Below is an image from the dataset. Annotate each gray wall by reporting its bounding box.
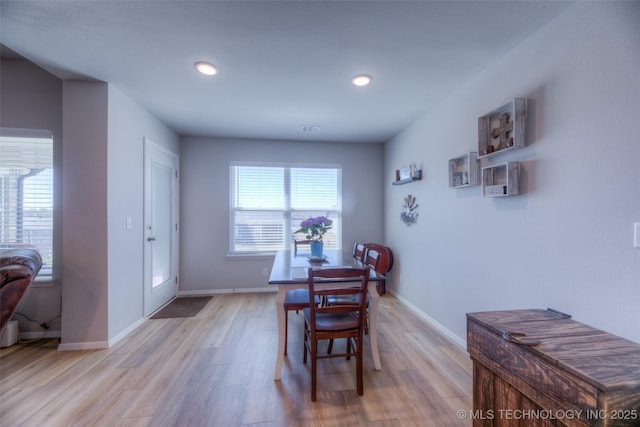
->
[384,2,640,345]
[60,81,180,349]
[61,81,110,347]
[0,60,63,336]
[1,64,179,348]
[179,137,384,293]
[107,85,180,343]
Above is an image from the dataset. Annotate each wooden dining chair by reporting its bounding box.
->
[327,248,380,307]
[362,243,394,295]
[283,289,320,355]
[284,239,317,355]
[352,243,366,262]
[303,267,370,401]
[325,248,380,354]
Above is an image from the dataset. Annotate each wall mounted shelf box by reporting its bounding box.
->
[393,167,422,185]
[478,98,527,159]
[449,152,478,188]
[392,176,421,185]
[482,162,520,197]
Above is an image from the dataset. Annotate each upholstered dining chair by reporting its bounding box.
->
[327,248,380,308]
[362,243,394,295]
[283,238,316,355]
[303,267,370,401]
[325,248,380,355]
[283,288,319,355]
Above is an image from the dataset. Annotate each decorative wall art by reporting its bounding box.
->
[400,194,419,225]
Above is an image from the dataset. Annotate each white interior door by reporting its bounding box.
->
[144,139,179,316]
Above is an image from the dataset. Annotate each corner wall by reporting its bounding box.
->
[107,85,179,343]
[60,81,180,349]
[384,2,640,344]
[61,81,109,347]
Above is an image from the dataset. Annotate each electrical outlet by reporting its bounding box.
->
[634,223,640,248]
[263,268,269,277]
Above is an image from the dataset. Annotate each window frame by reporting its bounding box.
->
[0,127,54,281]
[229,161,342,256]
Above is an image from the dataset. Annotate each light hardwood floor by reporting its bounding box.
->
[0,293,472,426]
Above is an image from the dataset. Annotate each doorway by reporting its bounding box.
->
[143,139,179,317]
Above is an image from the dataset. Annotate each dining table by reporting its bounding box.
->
[268,248,385,381]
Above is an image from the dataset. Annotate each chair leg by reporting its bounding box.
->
[356,336,363,396]
[327,339,333,354]
[311,337,317,401]
[346,337,351,360]
[364,312,369,335]
[284,309,288,356]
[303,324,308,364]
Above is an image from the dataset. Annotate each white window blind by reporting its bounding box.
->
[230,163,341,253]
[0,128,54,278]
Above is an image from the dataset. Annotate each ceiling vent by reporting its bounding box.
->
[301,125,320,133]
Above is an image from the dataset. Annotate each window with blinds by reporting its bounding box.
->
[230,163,341,253]
[0,129,54,278]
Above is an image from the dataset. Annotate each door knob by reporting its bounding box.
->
[147,237,156,242]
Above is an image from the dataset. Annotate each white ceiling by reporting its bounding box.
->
[1,1,574,143]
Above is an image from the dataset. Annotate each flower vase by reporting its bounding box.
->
[310,241,324,259]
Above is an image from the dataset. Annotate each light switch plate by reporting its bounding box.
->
[635,223,640,248]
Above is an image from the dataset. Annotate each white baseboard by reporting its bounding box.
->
[179,287,276,296]
[387,289,467,349]
[19,329,61,340]
[58,340,109,351]
[50,287,465,352]
[109,317,146,347]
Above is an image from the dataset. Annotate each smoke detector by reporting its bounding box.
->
[301,125,320,133]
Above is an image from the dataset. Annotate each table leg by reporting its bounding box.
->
[368,283,382,370]
[274,285,286,380]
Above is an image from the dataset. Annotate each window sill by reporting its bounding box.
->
[31,278,56,288]
[226,252,277,261]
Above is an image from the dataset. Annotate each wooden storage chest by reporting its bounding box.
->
[467,309,640,427]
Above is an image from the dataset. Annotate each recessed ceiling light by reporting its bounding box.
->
[352,74,372,87]
[195,62,218,76]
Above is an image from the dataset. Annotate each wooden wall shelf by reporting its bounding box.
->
[478,98,527,159]
[448,152,478,188]
[392,176,421,185]
[393,165,422,185]
[482,162,520,197]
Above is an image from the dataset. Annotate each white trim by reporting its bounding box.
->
[50,288,464,352]
[230,160,342,170]
[30,278,57,288]
[143,137,179,157]
[229,162,342,254]
[58,340,109,351]
[179,287,277,296]
[183,286,466,350]
[108,317,146,347]
[143,138,180,317]
[226,252,276,260]
[19,329,60,340]
[0,127,53,139]
[387,289,467,350]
